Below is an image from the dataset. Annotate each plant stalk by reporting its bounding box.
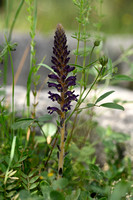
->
[58,114,65,179]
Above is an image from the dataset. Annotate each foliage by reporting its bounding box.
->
[0,0,133,199]
[1,0,133,34]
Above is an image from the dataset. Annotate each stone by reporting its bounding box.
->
[1,33,133,89]
[1,85,133,139]
[1,84,133,165]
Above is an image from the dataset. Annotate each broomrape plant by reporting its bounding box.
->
[47,24,78,179]
[1,0,133,199]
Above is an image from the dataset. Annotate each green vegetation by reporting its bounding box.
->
[0,0,133,34]
[0,0,133,199]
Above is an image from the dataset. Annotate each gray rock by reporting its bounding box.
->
[0,32,76,88]
[1,84,133,162]
[1,84,133,133]
[1,33,133,89]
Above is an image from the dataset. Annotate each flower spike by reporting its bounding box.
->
[47,24,78,179]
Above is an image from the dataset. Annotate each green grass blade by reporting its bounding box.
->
[8,0,24,41]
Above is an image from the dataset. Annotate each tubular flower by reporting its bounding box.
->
[47,24,78,115]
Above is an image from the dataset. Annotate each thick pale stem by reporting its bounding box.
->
[58,115,65,179]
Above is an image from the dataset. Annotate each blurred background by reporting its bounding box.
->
[0,0,133,35]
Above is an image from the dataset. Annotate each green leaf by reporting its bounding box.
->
[21,177,28,185]
[52,178,68,190]
[100,102,124,111]
[37,114,52,122]
[29,175,39,184]
[42,123,57,137]
[50,191,65,200]
[28,169,37,177]
[66,189,81,200]
[95,91,115,104]
[35,136,46,143]
[0,195,4,200]
[41,185,52,200]
[22,183,28,190]
[10,136,16,163]
[27,66,35,107]
[29,182,39,190]
[69,63,83,68]
[19,190,30,199]
[113,74,133,81]
[39,63,56,74]
[110,181,130,200]
[6,184,17,190]
[6,190,16,197]
[12,118,34,130]
[19,156,27,163]
[87,103,95,108]
[21,171,27,179]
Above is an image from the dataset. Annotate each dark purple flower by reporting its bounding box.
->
[62,102,71,112]
[47,24,78,115]
[48,74,59,80]
[51,56,60,66]
[64,57,70,65]
[65,91,78,102]
[48,82,63,92]
[48,91,61,102]
[64,65,75,73]
[51,66,60,75]
[47,106,61,115]
[65,76,76,87]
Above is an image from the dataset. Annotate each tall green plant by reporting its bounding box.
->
[26,0,37,118]
[3,0,24,85]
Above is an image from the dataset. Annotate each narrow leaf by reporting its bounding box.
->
[69,63,83,69]
[100,102,124,111]
[39,63,56,73]
[95,91,115,104]
[10,136,16,163]
[28,169,37,177]
[6,190,16,198]
[19,156,27,163]
[29,182,39,190]
[114,75,133,81]
[29,175,39,184]
[87,103,95,108]
[21,177,28,185]
[6,184,17,190]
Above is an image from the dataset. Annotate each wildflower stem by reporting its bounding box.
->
[58,114,65,179]
[66,64,104,148]
[75,23,81,68]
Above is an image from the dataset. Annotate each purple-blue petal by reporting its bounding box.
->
[64,65,75,74]
[65,76,76,87]
[65,92,78,102]
[62,102,71,112]
[48,91,61,102]
[47,106,61,115]
[47,82,57,88]
[47,82,63,92]
[48,74,59,80]
[64,57,70,65]
[51,66,60,75]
